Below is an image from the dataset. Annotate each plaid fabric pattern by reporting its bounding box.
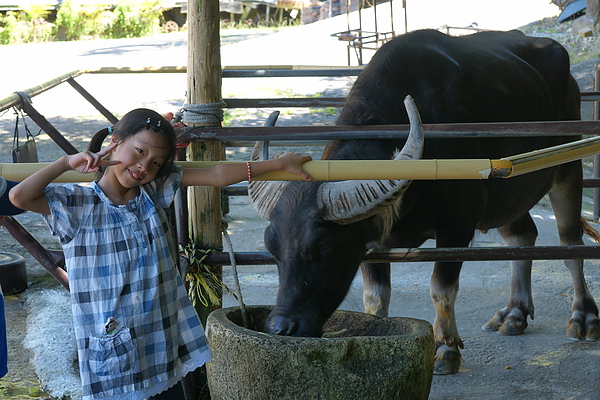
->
[44,164,211,400]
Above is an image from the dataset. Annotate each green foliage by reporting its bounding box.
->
[106,0,163,39]
[21,3,53,42]
[0,0,167,45]
[0,12,18,45]
[0,6,53,44]
[53,0,106,41]
[22,4,49,20]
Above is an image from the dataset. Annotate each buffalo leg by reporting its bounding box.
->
[548,165,600,341]
[361,262,391,317]
[483,213,537,335]
[430,260,464,375]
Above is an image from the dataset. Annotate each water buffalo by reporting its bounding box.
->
[248,29,600,375]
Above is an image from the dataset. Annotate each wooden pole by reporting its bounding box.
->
[184,0,223,398]
[186,0,224,322]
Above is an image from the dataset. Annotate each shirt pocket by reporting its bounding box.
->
[88,326,140,377]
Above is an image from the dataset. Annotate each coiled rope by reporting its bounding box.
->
[182,101,227,125]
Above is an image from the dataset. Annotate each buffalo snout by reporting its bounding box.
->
[264,309,322,337]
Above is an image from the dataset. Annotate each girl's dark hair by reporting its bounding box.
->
[88,108,177,183]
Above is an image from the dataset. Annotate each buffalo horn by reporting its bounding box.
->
[317,95,424,224]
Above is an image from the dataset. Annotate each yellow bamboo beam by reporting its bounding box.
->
[0,159,500,182]
[3,135,600,183]
[501,135,600,177]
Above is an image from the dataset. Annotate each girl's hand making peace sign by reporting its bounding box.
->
[66,142,121,174]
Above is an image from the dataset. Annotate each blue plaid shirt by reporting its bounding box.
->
[44,164,211,400]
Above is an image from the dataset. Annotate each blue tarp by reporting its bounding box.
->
[558,0,586,22]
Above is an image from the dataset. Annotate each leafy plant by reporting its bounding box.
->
[180,242,223,309]
[53,0,106,41]
[0,12,19,45]
[21,3,53,42]
[107,0,163,39]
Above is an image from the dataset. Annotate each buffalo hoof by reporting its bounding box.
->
[434,344,462,375]
[482,307,528,335]
[566,311,600,342]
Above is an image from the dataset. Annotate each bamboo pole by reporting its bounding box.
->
[0,159,493,182]
[502,135,600,177]
[0,157,564,182]
[5,133,600,183]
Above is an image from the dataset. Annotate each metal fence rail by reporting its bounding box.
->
[1,66,600,289]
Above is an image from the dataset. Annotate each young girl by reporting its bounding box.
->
[9,108,312,400]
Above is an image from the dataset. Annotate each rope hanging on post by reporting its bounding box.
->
[182,101,227,125]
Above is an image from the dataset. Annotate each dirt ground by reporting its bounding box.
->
[1,12,600,400]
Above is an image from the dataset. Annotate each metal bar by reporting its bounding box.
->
[224,98,346,108]
[225,140,324,147]
[86,66,188,74]
[0,70,85,113]
[180,121,600,142]
[200,245,600,266]
[584,178,600,188]
[66,78,119,124]
[0,67,596,116]
[227,92,599,106]
[582,91,600,102]
[25,242,600,268]
[0,216,69,290]
[594,66,600,221]
[85,65,363,77]
[19,97,79,155]
[222,69,363,78]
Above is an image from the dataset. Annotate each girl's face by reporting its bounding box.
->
[108,129,171,188]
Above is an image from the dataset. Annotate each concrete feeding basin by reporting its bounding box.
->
[206,305,434,400]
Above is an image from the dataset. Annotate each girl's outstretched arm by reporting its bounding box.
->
[181,152,312,188]
[9,143,120,215]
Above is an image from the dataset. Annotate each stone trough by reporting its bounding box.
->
[206,305,434,400]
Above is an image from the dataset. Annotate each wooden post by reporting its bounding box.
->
[184,0,223,398]
[186,0,224,322]
[587,0,599,19]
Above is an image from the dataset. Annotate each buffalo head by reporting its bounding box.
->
[248,96,424,336]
